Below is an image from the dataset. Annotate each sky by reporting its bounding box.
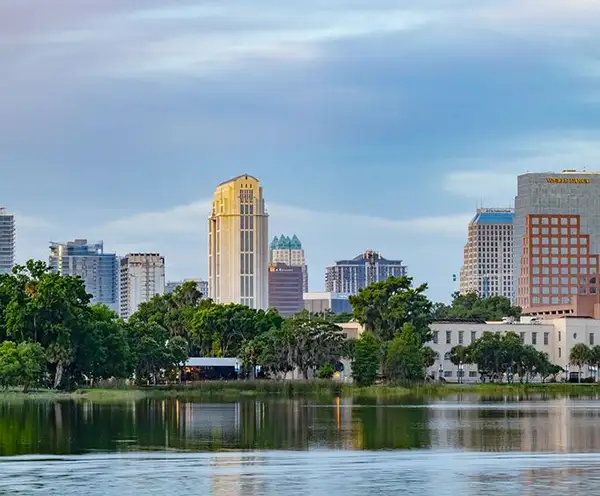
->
[3,0,600,302]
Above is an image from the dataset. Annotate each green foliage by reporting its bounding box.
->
[241,311,347,379]
[449,345,468,366]
[0,341,45,392]
[466,331,559,383]
[569,343,591,382]
[434,292,521,321]
[350,276,432,344]
[315,363,335,379]
[383,323,426,383]
[351,332,380,387]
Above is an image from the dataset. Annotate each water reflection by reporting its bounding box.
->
[4,394,600,455]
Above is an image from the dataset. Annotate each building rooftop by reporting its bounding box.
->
[270,234,302,250]
[217,174,259,187]
[471,209,514,225]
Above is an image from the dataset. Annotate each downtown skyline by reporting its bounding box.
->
[3,1,600,302]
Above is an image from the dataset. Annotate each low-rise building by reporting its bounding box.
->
[343,317,600,383]
[303,291,352,314]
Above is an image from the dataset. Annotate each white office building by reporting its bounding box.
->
[120,253,165,319]
[0,208,15,275]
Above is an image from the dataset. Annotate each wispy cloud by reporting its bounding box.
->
[442,132,600,203]
[15,200,471,298]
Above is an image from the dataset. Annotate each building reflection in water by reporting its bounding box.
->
[426,395,600,452]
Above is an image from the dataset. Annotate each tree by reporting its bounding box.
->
[351,332,381,387]
[436,292,521,321]
[1,261,93,389]
[0,341,20,389]
[467,332,503,382]
[130,281,208,354]
[0,341,45,392]
[16,342,45,393]
[283,312,347,379]
[191,303,263,357]
[350,276,432,344]
[569,343,591,383]
[422,347,437,369]
[590,345,600,382]
[383,323,425,383]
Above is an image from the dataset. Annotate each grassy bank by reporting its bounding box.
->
[3,381,600,402]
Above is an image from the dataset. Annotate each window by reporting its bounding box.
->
[520,332,525,343]
[591,333,595,346]
[444,371,452,378]
[446,331,451,344]
[551,217,558,225]
[471,331,476,343]
[457,331,463,345]
[532,332,537,345]
[433,331,439,344]
[559,347,562,358]
[469,371,478,378]
[558,331,562,342]
[544,332,549,345]
[570,217,577,225]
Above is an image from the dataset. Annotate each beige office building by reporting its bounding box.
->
[207,174,269,309]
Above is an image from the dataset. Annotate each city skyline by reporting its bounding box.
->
[4,2,600,303]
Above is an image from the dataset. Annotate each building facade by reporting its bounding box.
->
[346,317,600,382]
[270,234,308,292]
[514,171,600,311]
[459,208,514,299]
[0,208,15,275]
[268,263,304,316]
[325,250,407,295]
[49,239,119,312]
[303,291,352,314]
[208,174,269,309]
[119,253,165,319]
[165,279,208,297]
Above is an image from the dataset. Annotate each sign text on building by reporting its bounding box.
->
[546,177,591,184]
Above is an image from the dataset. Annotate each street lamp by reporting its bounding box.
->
[438,362,444,382]
[565,365,569,383]
[458,361,464,384]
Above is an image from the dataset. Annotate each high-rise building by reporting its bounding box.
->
[268,263,304,316]
[0,208,15,275]
[459,208,514,299]
[165,279,208,297]
[514,171,600,310]
[208,174,269,309]
[270,234,308,292]
[120,253,165,319]
[325,250,407,295]
[49,239,119,312]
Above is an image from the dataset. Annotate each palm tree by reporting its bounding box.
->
[589,345,600,382]
[569,343,591,383]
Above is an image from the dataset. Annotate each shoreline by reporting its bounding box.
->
[2,381,600,401]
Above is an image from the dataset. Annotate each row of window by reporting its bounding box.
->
[532,246,589,255]
[530,216,578,225]
[434,329,596,347]
[531,237,586,246]
[530,265,597,275]
[433,330,551,346]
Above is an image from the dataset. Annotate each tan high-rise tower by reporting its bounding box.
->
[208,174,269,309]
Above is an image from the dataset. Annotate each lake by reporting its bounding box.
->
[2,394,600,494]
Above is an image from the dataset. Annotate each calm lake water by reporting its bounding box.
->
[3,394,600,494]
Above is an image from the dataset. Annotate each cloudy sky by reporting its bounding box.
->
[3,0,600,302]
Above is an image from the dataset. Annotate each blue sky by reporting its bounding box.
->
[2,0,600,302]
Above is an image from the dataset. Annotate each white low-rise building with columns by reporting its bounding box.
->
[338,317,600,382]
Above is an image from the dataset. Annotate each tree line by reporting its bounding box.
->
[447,332,562,383]
[0,259,548,391]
